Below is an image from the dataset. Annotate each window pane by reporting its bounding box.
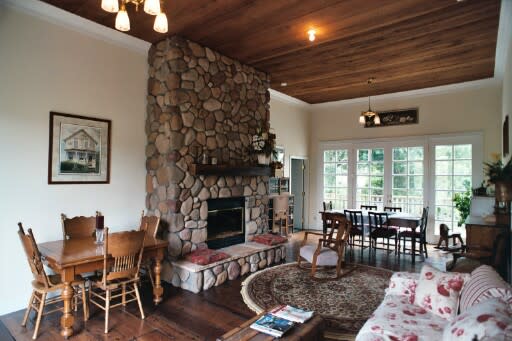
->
[436,176,452,190]
[357,176,369,188]
[436,161,452,175]
[371,176,384,188]
[336,163,348,174]
[453,176,471,191]
[324,163,336,174]
[372,149,384,161]
[324,175,336,187]
[436,145,452,160]
[435,191,453,206]
[371,162,384,175]
[336,175,347,187]
[454,160,471,175]
[409,147,424,160]
[324,150,336,162]
[409,161,423,175]
[393,148,407,161]
[409,176,423,189]
[454,145,471,159]
[393,162,407,174]
[358,149,369,162]
[357,163,369,175]
[393,176,407,189]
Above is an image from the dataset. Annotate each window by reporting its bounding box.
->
[73,138,78,148]
[434,144,472,235]
[392,147,424,215]
[356,148,384,210]
[323,149,348,210]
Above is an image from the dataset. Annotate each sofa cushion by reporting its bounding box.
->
[252,233,287,246]
[184,248,230,265]
[414,265,470,321]
[386,272,419,304]
[459,265,512,313]
[299,244,338,266]
[355,294,446,341]
[442,298,512,340]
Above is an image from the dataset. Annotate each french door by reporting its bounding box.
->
[323,140,427,214]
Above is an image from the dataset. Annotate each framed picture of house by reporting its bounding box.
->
[48,111,111,184]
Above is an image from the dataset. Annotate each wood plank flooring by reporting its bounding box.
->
[0,231,424,341]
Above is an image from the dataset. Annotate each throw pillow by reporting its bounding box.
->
[442,298,512,340]
[252,233,287,246]
[184,248,230,265]
[386,272,419,304]
[414,264,470,320]
[459,265,512,313]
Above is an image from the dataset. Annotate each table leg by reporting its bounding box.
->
[60,281,75,338]
[153,251,164,305]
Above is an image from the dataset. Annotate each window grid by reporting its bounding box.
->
[356,148,384,210]
[323,149,349,210]
[391,147,424,216]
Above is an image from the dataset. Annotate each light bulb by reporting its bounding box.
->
[153,12,168,33]
[144,0,161,15]
[374,114,381,125]
[359,113,366,125]
[115,5,130,31]
[308,29,316,42]
[101,0,119,13]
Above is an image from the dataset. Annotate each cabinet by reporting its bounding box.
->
[268,194,294,235]
[268,177,289,195]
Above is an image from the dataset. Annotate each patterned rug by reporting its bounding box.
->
[241,263,392,340]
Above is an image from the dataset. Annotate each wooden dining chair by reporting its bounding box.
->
[398,207,429,259]
[89,228,146,334]
[139,210,161,289]
[368,211,398,254]
[344,209,367,250]
[297,212,351,280]
[384,206,402,212]
[18,223,88,340]
[61,212,99,239]
[322,201,333,211]
[361,205,377,211]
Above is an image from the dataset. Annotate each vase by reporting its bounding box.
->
[494,181,512,201]
[257,154,270,165]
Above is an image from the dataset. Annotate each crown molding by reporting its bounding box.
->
[269,88,311,108]
[495,0,512,80]
[311,78,501,108]
[1,0,151,55]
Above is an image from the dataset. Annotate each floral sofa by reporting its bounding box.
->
[356,264,512,341]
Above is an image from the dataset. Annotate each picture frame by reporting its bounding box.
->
[364,108,419,128]
[48,111,111,184]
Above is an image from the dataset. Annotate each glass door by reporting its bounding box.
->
[355,148,384,210]
[391,146,425,216]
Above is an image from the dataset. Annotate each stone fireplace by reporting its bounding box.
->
[145,35,272,268]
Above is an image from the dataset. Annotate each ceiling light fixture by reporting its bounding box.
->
[359,77,381,126]
[308,29,316,42]
[280,82,288,87]
[101,0,168,33]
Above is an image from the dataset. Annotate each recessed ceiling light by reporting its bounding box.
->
[307,29,316,42]
[281,82,288,87]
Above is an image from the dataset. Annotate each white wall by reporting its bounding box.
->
[308,81,502,229]
[0,5,148,314]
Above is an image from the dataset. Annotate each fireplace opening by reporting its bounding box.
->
[206,197,245,249]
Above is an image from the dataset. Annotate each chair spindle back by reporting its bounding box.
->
[18,223,50,289]
[361,205,377,211]
[384,206,402,212]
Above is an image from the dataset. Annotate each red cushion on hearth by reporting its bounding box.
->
[184,248,230,265]
[252,233,287,246]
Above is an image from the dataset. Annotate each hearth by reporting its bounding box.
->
[206,197,245,249]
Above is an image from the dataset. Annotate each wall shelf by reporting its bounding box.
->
[189,164,272,176]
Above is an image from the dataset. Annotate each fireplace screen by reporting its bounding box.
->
[207,197,245,249]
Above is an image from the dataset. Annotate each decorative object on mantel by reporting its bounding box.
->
[364,108,419,128]
[359,77,381,126]
[251,125,276,165]
[484,153,512,224]
[48,112,111,184]
[101,0,168,33]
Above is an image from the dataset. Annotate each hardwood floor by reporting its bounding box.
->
[0,231,424,341]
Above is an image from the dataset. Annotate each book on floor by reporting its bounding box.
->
[270,305,314,323]
[250,313,294,338]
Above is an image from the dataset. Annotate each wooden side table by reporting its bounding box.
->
[217,313,325,341]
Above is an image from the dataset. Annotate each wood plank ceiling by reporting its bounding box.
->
[40,0,500,104]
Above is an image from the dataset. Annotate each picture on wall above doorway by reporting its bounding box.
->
[365,108,419,128]
[48,111,111,184]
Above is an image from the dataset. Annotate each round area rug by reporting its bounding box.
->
[241,263,392,339]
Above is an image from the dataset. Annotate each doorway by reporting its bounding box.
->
[291,157,308,232]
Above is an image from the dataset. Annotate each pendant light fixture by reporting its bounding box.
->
[359,77,381,126]
[101,0,168,33]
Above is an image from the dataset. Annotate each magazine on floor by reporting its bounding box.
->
[270,305,314,323]
[249,313,294,338]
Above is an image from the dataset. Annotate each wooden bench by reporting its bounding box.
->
[217,313,325,341]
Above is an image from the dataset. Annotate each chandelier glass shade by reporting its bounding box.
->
[101,0,168,33]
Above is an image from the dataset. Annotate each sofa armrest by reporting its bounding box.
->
[385,272,419,304]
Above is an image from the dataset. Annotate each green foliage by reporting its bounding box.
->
[453,180,472,227]
[484,158,512,183]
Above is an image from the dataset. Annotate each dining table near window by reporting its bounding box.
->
[37,233,168,338]
[319,209,422,263]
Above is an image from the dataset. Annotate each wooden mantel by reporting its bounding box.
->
[189,164,272,176]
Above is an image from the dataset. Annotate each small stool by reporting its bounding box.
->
[274,210,289,236]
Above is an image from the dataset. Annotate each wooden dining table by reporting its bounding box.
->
[38,233,168,338]
[320,210,422,263]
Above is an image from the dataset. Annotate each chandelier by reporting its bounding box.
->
[101,0,168,33]
[359,77,381,126]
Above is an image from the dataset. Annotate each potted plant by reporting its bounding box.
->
[251,127,275,165]
[453,186,471,227]
[484,156,512,201]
